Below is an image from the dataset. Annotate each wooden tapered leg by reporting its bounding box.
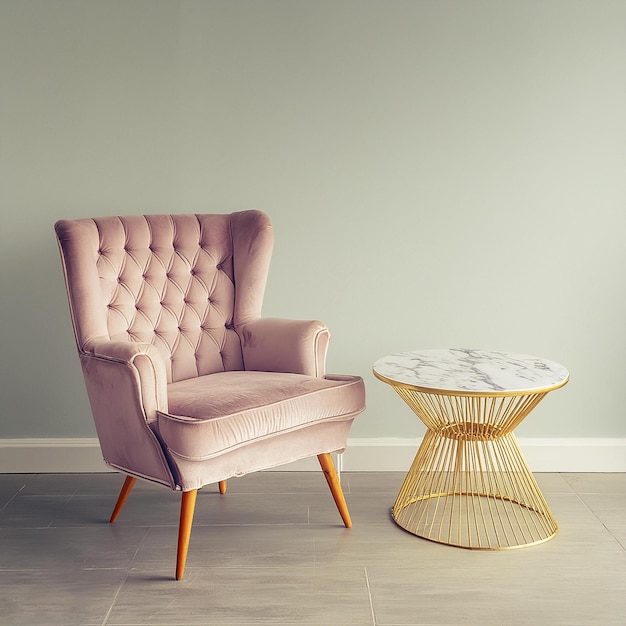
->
[318,453,352,528]
[176,489,198,581]
[109,476,137,523]
[218,480,227,494]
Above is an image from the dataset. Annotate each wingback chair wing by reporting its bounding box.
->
[55,211,365,580]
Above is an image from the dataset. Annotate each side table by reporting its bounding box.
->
[373,348,569,550]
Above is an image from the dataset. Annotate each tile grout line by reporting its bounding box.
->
[364,566,377,626]
[568,492,626,552]
[100,567,132,626]
[100,527,152,626]
[0,484,26,512]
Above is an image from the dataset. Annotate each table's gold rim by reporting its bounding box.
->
[372,368,570,397]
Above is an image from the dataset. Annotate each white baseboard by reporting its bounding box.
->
[0,438,110,473]
[341,437,626,473]
[0,437,625,473]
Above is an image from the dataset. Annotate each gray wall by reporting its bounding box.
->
[1,0,625,441]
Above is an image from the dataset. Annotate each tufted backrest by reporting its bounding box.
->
[55,211,274,383]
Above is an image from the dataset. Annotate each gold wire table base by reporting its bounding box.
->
[392,430,558,549]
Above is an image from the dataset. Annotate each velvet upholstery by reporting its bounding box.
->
[55,210,365,578]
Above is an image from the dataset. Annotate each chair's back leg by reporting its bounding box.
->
[318,453,352,528]
[109,475,137,523]
[218,480,227,494]
[176,489,198,580]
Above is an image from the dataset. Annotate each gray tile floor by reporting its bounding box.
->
[0,471,625,625]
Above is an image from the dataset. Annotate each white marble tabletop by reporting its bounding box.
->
[373,348,569,395]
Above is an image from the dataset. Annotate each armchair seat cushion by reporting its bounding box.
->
[158,371,365,462]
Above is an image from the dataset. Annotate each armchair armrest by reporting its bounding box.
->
[82,336,169,418]
[79,336,175,488]
[238,318,330,377]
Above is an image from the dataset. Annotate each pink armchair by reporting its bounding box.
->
[55,211,365,579]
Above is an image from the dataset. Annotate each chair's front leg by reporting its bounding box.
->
[109,475,137,523]
[176,489,198,581]
[318,453,352,528]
